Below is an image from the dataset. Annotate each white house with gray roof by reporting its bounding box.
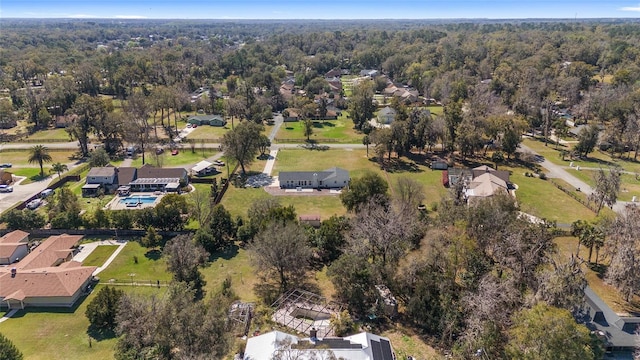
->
[243,330,395,360]
[278,167,349,189]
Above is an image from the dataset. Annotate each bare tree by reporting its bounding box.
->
[605,205,640,302]
[534,256,587,311]
[249,222,312,291]
[394,177,425,213]
[163,234,209,300]
[589,166,622,214]
[348,199,422,268]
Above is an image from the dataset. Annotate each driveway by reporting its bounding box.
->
[519,142,633,214]
[0,176,52,214]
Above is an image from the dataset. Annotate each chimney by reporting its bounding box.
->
[310,327,318,341]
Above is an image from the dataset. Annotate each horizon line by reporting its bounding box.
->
[3,16,638,20]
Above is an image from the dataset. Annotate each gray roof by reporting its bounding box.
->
[583,286,640,349]
[87,167,116,177]
[189,114,224,122]
[378,107,396,117]
[137,165,187,181]
[279,167,349,183]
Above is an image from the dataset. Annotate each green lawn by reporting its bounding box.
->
[566,169,640,202]
[201,245,259,302]
[81,245,119,267]
[222,149,447,219]
[96,241,172,283]
[0,284,166,360]
[129,148,219,168]
[275,116,362,143]
[8,168,46,184]
[508,167,597,224]
[185,125,230,141]
[19,128,73,142]
[0,150,76,166]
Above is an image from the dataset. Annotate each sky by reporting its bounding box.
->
[2,0,640,19]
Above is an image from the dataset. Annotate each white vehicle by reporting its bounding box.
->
[0,185,13,193]
[26,199,42,210]
[40,189,54,198]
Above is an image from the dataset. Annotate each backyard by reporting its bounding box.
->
[275,116,363,144]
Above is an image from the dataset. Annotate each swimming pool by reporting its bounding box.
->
[119,196,158,206]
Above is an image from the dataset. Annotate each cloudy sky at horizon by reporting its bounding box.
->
[3,0,640,19]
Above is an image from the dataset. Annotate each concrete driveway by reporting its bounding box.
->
[0,175,52,214]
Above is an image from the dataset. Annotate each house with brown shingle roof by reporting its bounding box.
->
[0,234,95,309]
[0,230,29,265]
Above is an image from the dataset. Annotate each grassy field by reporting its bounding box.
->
[20,128,73,141]
[186,125,229,141]
[0,284,166,360]
[222,148,449,219]
[95,241,172,283]
[566,169,640,202]
[81,245,119,267]
[523,137,640,174]
[275,116,362,143]
[201,245,259,302]
[0,150,76,166]
[509,167,597,224]
[128,148,219,168]
[382,327,443,360]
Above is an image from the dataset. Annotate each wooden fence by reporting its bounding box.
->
[548,178,597,213]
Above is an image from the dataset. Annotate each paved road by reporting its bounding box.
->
[519,143,632,214]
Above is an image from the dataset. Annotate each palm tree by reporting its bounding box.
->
[363,135,371,157]
[50,162,69,179]
[28,145,53,177]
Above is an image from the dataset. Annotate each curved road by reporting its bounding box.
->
[519,143,631,214]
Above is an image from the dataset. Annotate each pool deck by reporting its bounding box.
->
[104,192,165,210]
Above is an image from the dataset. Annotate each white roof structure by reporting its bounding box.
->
[243,331,394,360]
[191,160,213,173]
[465,172,508,198]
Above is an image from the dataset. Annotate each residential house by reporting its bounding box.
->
[116,166,137,196]
[377,107,397,125]
[244,330,395,360]
[131,164,188,192]
[581,287,640,356]
[82,166,117,197]
[0,234,95,309]
[279,167,349,189]
[465,172,509,201]
[360,69,379,78]
[187,114,227,127]
[283,108,300,122]
[83,165,189,196]
[191,160,214,176]
[445,165,512,201]
[0,230,29,265]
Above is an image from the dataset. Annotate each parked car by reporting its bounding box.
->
[171,149,179,156]
[40,189,54,198]
[0,185,13,193]
[0,163,12,168]
[192,124,197,128]
[186,123,192,128]
[26,199,42,210]
[213,160,225,166]
[155,147,164,155]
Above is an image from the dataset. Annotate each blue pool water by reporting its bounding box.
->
[119,196,158,205]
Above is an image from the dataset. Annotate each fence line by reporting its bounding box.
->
[274,138,338,144]
[548,178,597,213]
[105,279,171,287]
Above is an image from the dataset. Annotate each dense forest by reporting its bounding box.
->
[2,18,640,359]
